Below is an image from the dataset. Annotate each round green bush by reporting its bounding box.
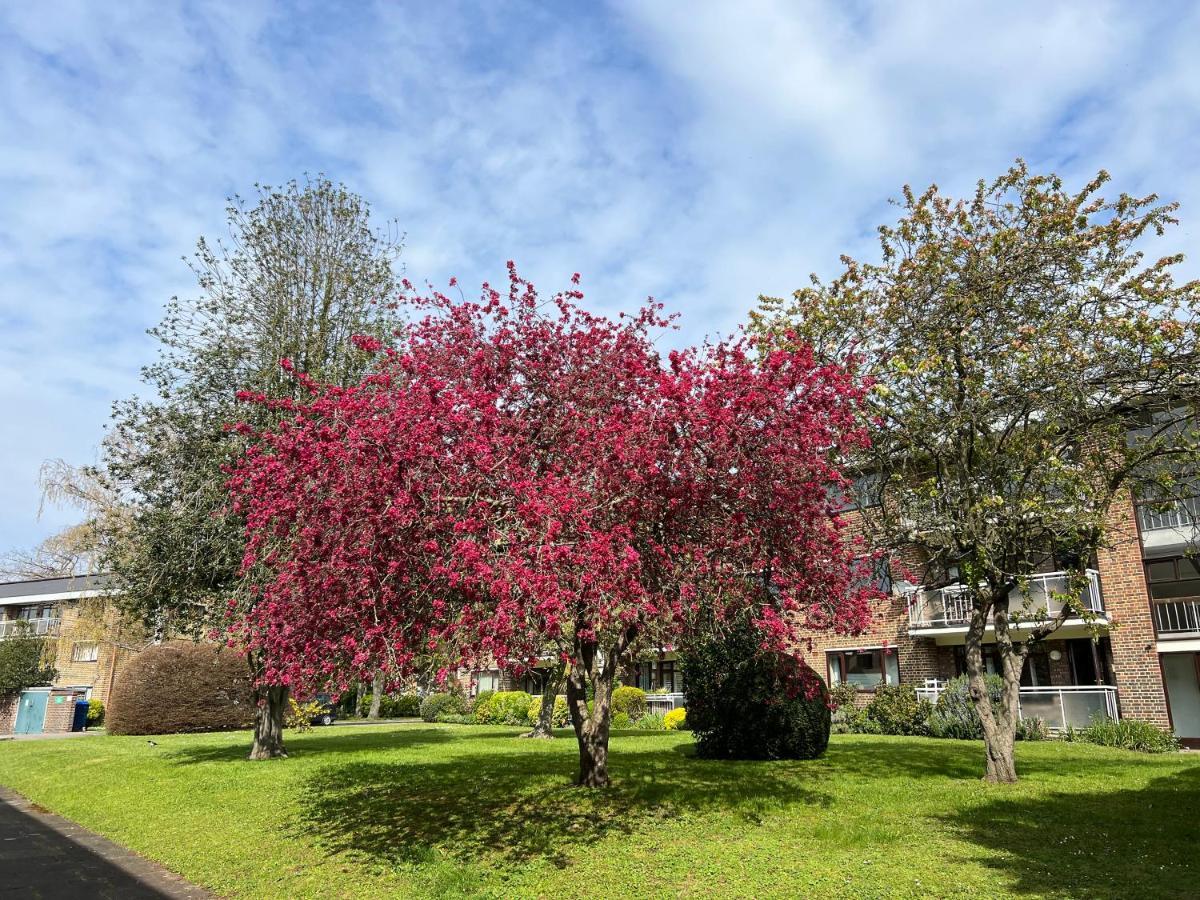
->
[526,694,570,728]
[611,711,633,729]
[86,698,105,726]
[611,685,647,720]
[681,617,830,760]
[865,684,932,736]
[473,691,532,725]
[420,691,469,723]
[664,707,688,730]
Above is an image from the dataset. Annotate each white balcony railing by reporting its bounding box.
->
[0,618,61,639]
[915,680,1118,731]
[906,570,1103,630]
[644,692,686,715]
[1138,496,1200,533]
[1153,599,1200,636]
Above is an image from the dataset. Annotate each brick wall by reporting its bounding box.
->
[48,601,140,705]
[1096,492,1171,727]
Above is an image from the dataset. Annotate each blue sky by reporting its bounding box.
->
[2,1,1199,553]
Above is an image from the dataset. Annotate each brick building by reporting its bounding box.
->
[0,574,141,736]
[803,488,1200,746]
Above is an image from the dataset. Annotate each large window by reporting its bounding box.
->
[472,670,499,694]
[1145,556,1200,600]
[827,648,899,690]
[634,659,683,693]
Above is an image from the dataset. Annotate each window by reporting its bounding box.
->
[72,642,99,663]
[1145,556,1200,601]
[829,473,883,512]
[472,670,499,693]
[633,659,683,693]
[827,648,899,690]
[853,555,893,594]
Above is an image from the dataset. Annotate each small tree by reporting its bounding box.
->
[0,626,56,698]
[230,267,874,787]
[755,162,1200,781]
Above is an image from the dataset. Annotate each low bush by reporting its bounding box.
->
[1065,716,1181,753]
[86,698,105,727]
[358,692,422,718]
[420,691,469,723]
[107,642,255,736]
[1016,716,1050,741]
[682,615,831,760]
[474,691,533,725]
[927,674,1003,740]
[526,695,570,728]
[865,684,932,736]
[634,712,667,730]
[611,711,633,729]
[286,698,325,732]
[611,686,647,721]
[664,707,687,730]
[472,690,495,714]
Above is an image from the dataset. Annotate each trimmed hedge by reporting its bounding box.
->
[107,642,255,735]
[682,617,830,760]
[420,691,469,722]
[474,691,533,725]
[358,692,421,718]
[612,685,647,721]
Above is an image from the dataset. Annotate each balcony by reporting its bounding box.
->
[645,692,686,716]
[906,570,1103,632]
[916,681,1118,731]
[1138,496,1200,553]
[0,618,61,639]
[1153,598,1200,637]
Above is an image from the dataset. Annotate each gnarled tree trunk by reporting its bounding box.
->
[524,660,566,739]
[566,656,616,787]
[249,683,289,760]
[965,593,1021,783]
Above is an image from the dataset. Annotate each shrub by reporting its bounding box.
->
[526,694,570,729]
[0,628,55,698]
[420,691,469,723]
[612,685,647,721]
[472,690,495,714]
[286,698,325,732]
[828,682,858,711]
[611,711,633,729]
[358,692,422,718]
[927,674,1003,740]
[1016,716,1050,741]
[865,684,932,736]
[634,712,667,730]
[107,642,255,735]
[681,616,831,760]
[664,707,687,730]
[86,698,105,727]
[1067,716,1181,753]
[474,691,533,725]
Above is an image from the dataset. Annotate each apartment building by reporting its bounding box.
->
[804,488,1200,747]
[0,574,140,736]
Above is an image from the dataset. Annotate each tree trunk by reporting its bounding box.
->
[566,660,614,788]
[367,670,384,719]
[249,684,289,760]
[355,680,367,718]
[523,661,566,739]
[966,592,1021,784]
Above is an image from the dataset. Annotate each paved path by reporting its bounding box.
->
[0,787,213,899]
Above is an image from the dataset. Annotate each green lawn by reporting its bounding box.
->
[0,726,1197,899]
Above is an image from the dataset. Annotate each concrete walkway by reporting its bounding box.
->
[0,787,213,899]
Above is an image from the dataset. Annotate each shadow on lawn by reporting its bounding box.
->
[164,725,491,764]
[939,765,1200,898]
[293,740,832,869]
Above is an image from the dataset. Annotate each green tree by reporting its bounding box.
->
[99,176,402,759]
[754,162,1200,782]
[0,625,56,698]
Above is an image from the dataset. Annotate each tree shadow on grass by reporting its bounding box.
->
[292,740,832,870]
[163,725,491,765]
[938,765,1200,898]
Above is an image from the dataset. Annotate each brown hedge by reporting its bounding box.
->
[107,642,256,735]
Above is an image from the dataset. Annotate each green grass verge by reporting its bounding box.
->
[0,726,1197,898]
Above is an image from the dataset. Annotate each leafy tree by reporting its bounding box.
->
[98,176,402,759]
[0,626,56,698]
[228,266,873,786]
[754,162,1200,782]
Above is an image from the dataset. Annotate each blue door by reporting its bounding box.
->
[14,690,49,734]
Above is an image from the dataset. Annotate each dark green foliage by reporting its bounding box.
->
[1065,717,1181,753]
[107,643,255,735]
[358,692,421,718]
[611,685,647,721]
[420,691,469,723]
[928,675,1004,740]
[682,618,831,760]
[0,627,55,697]
[865,684,932,736]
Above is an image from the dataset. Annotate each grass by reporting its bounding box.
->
[0,726,1197,899]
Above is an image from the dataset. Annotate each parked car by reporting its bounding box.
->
[311,693,337,726]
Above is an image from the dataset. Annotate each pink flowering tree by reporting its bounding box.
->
[229,266,874,787]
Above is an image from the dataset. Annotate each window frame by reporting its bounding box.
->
[71,641,99,663]
[826,646,900,692]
